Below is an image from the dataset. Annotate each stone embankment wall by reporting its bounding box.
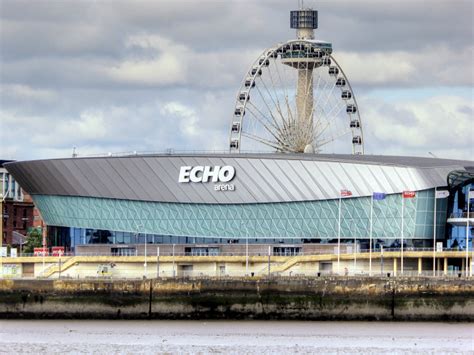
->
[0,277,473,321]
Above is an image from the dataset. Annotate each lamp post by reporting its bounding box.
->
[0,191,5,278]
[144,231,147,279]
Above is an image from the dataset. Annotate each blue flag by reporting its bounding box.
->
[373,192,386,200]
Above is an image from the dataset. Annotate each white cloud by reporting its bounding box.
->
[361,95,474,160]
[337,46,474,87]
[160,101,199,137]
[0,84,57,102]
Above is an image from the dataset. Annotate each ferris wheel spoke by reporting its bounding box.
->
[232,40,363,154]
[273,55,295,127]
[256,74,289,131]
[317,128,352,147]
[241,131,286,151]
[245,104,282,141]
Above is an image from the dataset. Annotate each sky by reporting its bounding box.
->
[0,0,473,161]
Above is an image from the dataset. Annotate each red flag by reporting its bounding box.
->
[340,189,352,197]
[402,191,416,198]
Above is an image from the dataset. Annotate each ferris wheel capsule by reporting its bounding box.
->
[341,90,352,100]
[238,92,250,102]
[328,66,339,76]
[322,57,331,66]
[350,120,360,128]
[251,67,262,76]
[234,107,245,116]
[245,79,255,88]
[346,104,357,114]
[352,136,362,144]
[231,122,241,133]
[259,58,270,66]
[336,78,346,87]
[229,9,364,155]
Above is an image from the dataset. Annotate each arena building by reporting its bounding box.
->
[5,153,473,258]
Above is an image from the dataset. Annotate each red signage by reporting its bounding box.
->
[402,191,416,198]
[340,189,352,197]
[52,247,65,257]
[34,247,49,256]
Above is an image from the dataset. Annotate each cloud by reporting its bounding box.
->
[0,0,472,162]
[361,95,474,160]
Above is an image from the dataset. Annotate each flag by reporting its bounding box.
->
[373,192,386,200]
[340,189,352,197]
[435,190,450,199]
[402,191,416,198]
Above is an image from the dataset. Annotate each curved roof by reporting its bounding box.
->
[5,154,472,204]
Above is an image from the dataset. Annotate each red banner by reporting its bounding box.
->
[51,246,65,257]
[340,189,352,197]
[402,191,416,198]
[34,247,49,256]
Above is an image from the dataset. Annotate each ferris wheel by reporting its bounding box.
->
[229,9,364,155]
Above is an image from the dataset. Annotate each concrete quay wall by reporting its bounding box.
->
[0,277,473,321]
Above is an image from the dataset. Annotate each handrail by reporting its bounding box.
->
[3,247,467,258]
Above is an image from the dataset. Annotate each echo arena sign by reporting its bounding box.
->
[178,166,236,191]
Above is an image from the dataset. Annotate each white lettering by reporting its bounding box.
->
[203,166,220,182]
[179,165,236,184]
[190,166,204,182]
[218,166,235,183]
[178,166,192,183]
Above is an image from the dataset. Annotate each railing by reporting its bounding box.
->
[2,247,470,258]
[448,212,474,219]
[71,149,272,159]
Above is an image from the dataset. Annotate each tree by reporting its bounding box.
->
[23,229,43,254]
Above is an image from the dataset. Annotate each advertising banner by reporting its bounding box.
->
[34,247,49,256]
[10,248,17,258]
[0,247,7,257]
[435,190,450,199]
[52,246,65,257]
[373,192,386,200]
[402,191,416,198]
[340,189,352,197]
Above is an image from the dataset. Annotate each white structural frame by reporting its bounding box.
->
[229,39,364,155]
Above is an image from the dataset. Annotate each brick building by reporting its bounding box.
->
[1,160,44,247]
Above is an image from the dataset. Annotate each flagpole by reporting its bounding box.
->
[401,193,404,276]
[337,195,341,275]
[369,194,373,276]
[433,187,437,277]
[466,189,470,277]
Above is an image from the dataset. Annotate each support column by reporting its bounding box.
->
[437,258,441,275]
[418,257,422,275]
[443,257,448,276]
[461,258,465,275]
[393,258,397,276]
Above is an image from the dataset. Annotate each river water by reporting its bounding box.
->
[0,320,472,354]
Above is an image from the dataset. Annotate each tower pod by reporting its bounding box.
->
[322,57,331,66]
[230,140,239,149]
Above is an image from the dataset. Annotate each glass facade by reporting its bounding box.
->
[34,188,447,250]
[447,183,473,250]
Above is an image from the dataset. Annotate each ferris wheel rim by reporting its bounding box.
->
[229,39,364,155]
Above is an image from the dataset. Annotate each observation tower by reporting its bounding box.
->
[229,8,364,155]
